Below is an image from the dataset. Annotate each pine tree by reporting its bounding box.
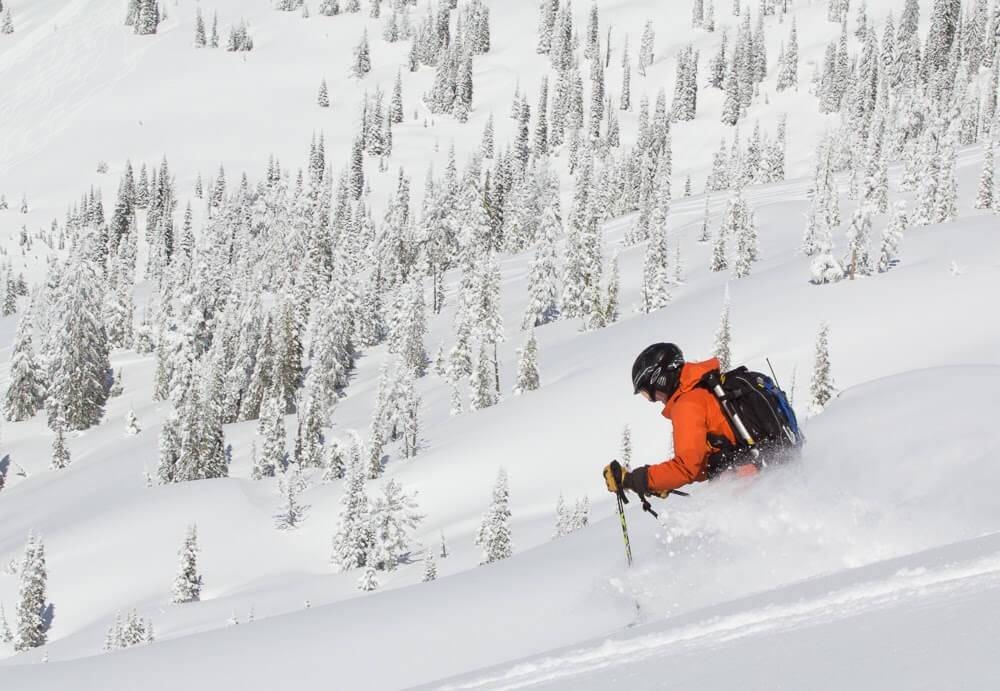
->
[46,243,112,430]
[809,322,834,413]
[51,417,71,470]
[481,113,495,159]
[317,78,330,107]
[513,328,540,395]
[469,338,499,410]
[14,533,47,651]
[257,390,286,478]
[975,141,994,209]
[1,603,13,644]
[358,565,379,591]
[125,408,141,435]
[210,12,219,47]
[620,425,632,468]
[4,315,44,422]
[877,202,907,273]
[475,468,512,564]
[275,465,308,529]
[172,525,202,603]
[422,554,437,581]
[638,20,655,76]
[521,202,561,328]
[554,493,571,538]
[390,69,404,124]
[331,449,372,571]
[353,29,372,78]
[368,478,423,571]
[713,288,733,371]
[194,7,207,47]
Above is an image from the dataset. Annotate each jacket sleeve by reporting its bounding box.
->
[646,397,709,494]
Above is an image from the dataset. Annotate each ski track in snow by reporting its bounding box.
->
[0,0,149,174]
[440,550,1000,690]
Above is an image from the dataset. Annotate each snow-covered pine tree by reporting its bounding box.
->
[318,78,330,107]
[638,20,655,76]
[353,29,372,78]
[125,408,141,435]
[194,7,207,47]
[256,389,285,478]
[809,322,834,413]
[521,202,561,329]
[368,478,423,571]
[481,113,495,159]
[4,315,44,422]
[358,565,379,591]
[877,201,908,273]
[620,425,632,468]
[331,448,372,571]
[475,468,512,564]
[469,338,499,410]
[171,525,202,603]
[275,464,308,529]
[731,193,759,279]
[46,242,112,431]
[976,141,995,209]
[51,415,71,470]
[422,554,437,581]
[513,328,540,395]
[713,287,733,371]
[1,603,13,644]
[14,532,47,651]
[554,493,571,538]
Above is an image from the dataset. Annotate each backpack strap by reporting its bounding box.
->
[699,370,760,455]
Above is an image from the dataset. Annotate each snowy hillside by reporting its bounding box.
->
[1,0,999,688]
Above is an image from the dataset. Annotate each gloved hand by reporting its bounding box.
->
[603,460,627,494]
[603,461,652,496]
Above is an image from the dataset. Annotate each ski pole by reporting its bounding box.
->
[615,490,633,567]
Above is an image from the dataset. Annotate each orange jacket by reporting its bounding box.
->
[646,358,740,494]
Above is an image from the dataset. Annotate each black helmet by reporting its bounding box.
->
[632,343,685,400]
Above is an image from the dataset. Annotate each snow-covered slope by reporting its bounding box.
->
[1,0,1000,688]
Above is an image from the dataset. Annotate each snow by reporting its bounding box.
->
[1,0,1000,688]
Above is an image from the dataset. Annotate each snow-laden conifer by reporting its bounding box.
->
[172,525,202,604]
[877,202,907,273]
[15,533,47,651]
[976,141,995,209]
[713,287,733,371]
[513,328,540,395]
[331,448,372,570]
[809,322,835,413]
[4,315,44,422]
[422,555,437,582]
[476,468,512,564]
[368,479,423,571]
[275,465,308,529]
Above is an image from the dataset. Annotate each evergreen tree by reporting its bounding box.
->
[358,565,379,591]
[1,604,13,644]
[422,554,437,581]
[481,113,495,159]
[513,328,540,395]
[469,338,499,410]
[318,78,330,108]
[353,29,372,78]
[46,243,112,430]
[620,425,632,468]
[475,468,512,564]
[976,141,995,210]
[521,203,561,328]
[4,315,44,422]
[194,7,207,47]
[171,524,202,604]
[125,408,141,435]
[368,479,423,571]
[275,465,308,529]
[809,322,834,413]
[210,12,219,47]
[713,287,733,371]
[331,449,372,570]
[14,532,48,651]
[257,389,286,478]
[877,201,907,273]
[51,415,71,470]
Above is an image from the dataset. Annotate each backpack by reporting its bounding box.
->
[699,366,803,478]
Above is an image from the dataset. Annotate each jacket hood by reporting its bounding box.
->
[662,358,721,419]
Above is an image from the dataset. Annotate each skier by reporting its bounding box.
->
[604,343,798,502]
